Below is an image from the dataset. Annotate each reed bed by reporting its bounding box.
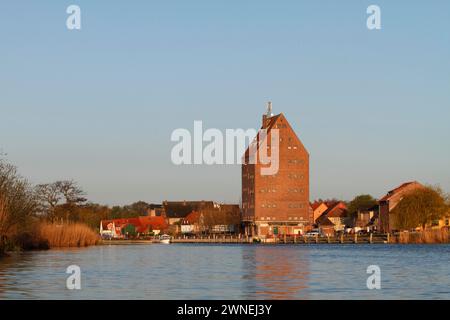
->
[38,223,99,247]
[395,228,449,244]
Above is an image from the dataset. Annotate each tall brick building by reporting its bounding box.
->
[242,103,310,237]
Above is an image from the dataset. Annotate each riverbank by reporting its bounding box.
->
[109,230,449,245]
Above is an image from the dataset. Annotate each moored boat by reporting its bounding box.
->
[159,234,171,244]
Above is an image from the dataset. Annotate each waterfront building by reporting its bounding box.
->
[378,181,424,232]
[241,103,310,238]
[99,216,167,239]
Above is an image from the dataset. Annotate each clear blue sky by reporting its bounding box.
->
[1,1,449,205]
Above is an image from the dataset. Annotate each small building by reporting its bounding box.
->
[322,202,348,232]
[316,216,335,236]
[180,211,204,235]
[355,205,379,232]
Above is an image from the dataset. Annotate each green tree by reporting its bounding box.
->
[391,186,448,230]
[121,224,137,238]
[347,194,378,218]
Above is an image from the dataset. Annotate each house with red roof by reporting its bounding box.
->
[180,211,204,234]
[315,201,349,233]
[100,216,168,239]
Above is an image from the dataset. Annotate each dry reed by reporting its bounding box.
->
[38,222,99,247]
[396,228,449,244]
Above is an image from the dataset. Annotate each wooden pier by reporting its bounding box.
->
[171,234,389,244]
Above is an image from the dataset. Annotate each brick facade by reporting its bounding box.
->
[242,109,310,237]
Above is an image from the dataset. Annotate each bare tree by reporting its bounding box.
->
[35,180,86,223]
[56,180,86,205]
[35,183,62,222]
[0,161,36,252]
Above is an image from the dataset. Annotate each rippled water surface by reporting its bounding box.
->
[0,244,449,299]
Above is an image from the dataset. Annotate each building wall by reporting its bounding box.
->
[242,113,310,237]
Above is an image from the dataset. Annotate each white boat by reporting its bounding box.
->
[159,234,171,244]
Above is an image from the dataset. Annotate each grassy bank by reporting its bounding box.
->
[393,229,449,244]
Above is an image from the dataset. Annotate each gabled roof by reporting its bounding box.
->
[243,112,309,163]
[379,181,422,202]
[321,201,347,218]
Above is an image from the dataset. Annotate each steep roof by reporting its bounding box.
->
[243,112,309,163]
[182,211,202,225]
[321,202,347,218]
[379,181,422,202]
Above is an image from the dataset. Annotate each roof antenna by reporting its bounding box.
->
[266,101,273,117]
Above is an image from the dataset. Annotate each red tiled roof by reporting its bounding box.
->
[182,211,201,225]
[101,216,167,233]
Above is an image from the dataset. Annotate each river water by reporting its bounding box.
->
[0,244,449,299]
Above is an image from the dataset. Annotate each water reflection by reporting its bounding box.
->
[0,244,449,299]
[242,246,309,299]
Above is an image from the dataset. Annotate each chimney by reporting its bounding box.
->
[262,101,273,128]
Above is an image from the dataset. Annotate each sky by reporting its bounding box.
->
[1,0,449,206]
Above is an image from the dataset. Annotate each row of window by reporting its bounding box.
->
[260,188,304,193]
[261,203,306,209]
[288,174,305,179]
[287,159,304,164]
[260,216,302,221]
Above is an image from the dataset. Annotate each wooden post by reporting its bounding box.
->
[340,233,344,244]
[315,234,319,244]
[387,233,390,243]
[327,235,330,244]
[354,233,358,244]
[294,234,297,244]
[369,233,373,244]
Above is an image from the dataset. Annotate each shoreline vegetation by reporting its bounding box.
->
[1,159,100,256]
[393,228,449,244]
